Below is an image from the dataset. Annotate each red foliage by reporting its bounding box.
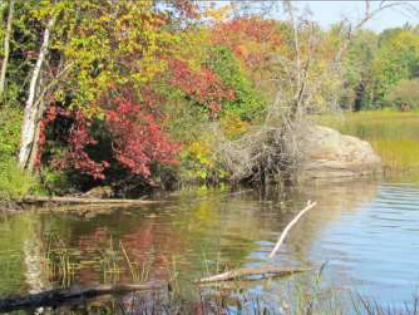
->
[63,111,110,180]
[215,18,282,42]
[172,0,198,18]
[37,88,178,181]
[36,105,66,171]
[212,18,283,66]
[167,58,235,114]
[36,117,52,170]
[38,106,109,180]
[106,92,179,178]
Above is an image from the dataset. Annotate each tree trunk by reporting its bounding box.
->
[26,75,46,172]
[18,15,56,171]
[0,0,15,102]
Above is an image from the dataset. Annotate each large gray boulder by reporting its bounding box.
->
[297,125,382,179]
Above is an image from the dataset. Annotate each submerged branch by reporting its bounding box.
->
[21,195,164,205]
[268,200,317,259]
[196,266,308,284]
[196,200,316,284]
[0,282,164,312]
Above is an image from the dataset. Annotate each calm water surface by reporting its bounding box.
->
[1,178,419,312]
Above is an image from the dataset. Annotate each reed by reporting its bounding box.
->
[316,110,419,175]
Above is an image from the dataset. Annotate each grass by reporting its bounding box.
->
[0,158,40,201]
[314,110,419,176]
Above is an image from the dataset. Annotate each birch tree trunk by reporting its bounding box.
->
[18,15,56,171]
[26,76,46,172]
[0,0,15,102]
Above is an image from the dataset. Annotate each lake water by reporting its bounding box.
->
[2,112,419,313]
[1,177,419,313]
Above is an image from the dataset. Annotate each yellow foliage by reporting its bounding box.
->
[185,141,213,168]
[39,0,175,111]
[220,114,249,139]
[205,5,232,22]
[180,137,229,181]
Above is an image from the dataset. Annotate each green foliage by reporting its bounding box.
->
[2,0,419,193]
[206,46,265,120]
[39,169,72,196]
[386,79,419,111]
[343,30,378,109]
[371,29,419,104]
[48,0,177,112]
[0,106,21,158]
[342,27,419,110]
[0,158,39,200]
[179,138,229,183]
[0,0,40,107]
[0,107,40,200]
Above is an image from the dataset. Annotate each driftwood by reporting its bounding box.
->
[268,200,317,259]
[21,195,164,205]
[197,266,308,284]
[197,200,316,284]
[0,282,164,312]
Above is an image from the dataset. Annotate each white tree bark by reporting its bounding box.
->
[268,200,317,259]
[18,15,56,170]
[0,0,15,101]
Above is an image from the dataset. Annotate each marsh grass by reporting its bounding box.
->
[23,278,419,314]
[315,110,419,175]
[4,243,419,314]
[43,234,77,287]
[42,235,154,288]
[14,233,419,314]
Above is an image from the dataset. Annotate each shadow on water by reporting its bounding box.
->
[1,178,419,313]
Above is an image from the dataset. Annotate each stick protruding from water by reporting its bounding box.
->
[268,200,317,259]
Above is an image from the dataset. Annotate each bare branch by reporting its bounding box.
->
[268,200,317,259]
[197,266,308,284]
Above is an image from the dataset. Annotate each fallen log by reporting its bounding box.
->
[196,266,308,284]
[0,282,164,312]
[21,195,164,205]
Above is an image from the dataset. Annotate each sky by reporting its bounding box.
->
[281,1,419,32]
[211,1,419,32]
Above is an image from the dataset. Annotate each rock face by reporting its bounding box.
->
[298,125,382,179]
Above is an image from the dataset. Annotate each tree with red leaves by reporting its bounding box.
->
[38,88,179,183]
[39,106,110,180]
[167,58,235,116]
[211,17,284,68]
[106,92,179,179]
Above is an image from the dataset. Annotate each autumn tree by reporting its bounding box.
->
[17,0,191,173]
[371,27,419,106]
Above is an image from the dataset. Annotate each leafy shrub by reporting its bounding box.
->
[0,106,40,200]
[0,106,21,158]
[0,158,40,200]
[167,57,235,116]
[105,92,180,178]
[386,79,419,111]
[180,138,229,183]
[206,46,266,120]
[220,113,249,139]
[39,169,73,196]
